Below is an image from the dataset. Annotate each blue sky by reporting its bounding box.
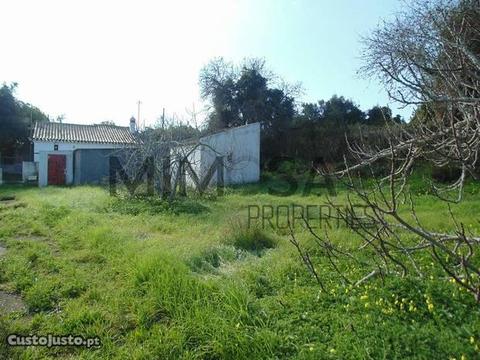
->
[228,0,412,117]
[1,0,412,127]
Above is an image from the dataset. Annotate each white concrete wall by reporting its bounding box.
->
[201,122,260,185]
[34,141,125,187]
[33,141,125,162]
[175,122,260,187]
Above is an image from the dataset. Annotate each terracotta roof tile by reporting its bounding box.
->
[32,122,140,144]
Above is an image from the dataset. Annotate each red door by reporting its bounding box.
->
[48,155,66,185]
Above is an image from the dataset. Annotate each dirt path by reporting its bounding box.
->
[0,242,27,315]
[0,291,27,314]
[0,245,27,314]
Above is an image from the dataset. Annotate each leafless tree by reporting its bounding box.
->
[295,0,480,301]
[114,114,203,200]
[117,112,246,201]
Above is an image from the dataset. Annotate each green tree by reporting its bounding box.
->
[200,58,296,164]
[298,102,323,122]
[199,57,295,133]
[0,83,49,157]
[199,57,240,130]
[366,106,404,125]
[322,95,365,125]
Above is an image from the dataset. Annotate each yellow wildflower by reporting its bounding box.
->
[425,296,434,312]
[427,302,434,312]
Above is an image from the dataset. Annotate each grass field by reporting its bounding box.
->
[0,178,479,359]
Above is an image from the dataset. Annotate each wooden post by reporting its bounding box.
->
[216,156,224,196]
[161,155,171,200]
[178,157,187,197]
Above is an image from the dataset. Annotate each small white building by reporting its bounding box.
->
[174,122,261,187]
[32,119,138,187]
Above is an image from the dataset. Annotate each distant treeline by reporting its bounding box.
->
[198,58,406,170]
[1,59,409,169]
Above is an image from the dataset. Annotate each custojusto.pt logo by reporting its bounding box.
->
[7,334,101,348]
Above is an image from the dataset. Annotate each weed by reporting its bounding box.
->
[223,219,278,254]
[187,245,244,273]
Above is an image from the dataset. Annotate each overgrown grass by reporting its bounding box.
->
[0,182,479,359]
[223,219,278,255]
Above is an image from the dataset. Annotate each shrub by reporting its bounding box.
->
[223,220,278,254]
[187,245,244,273]
[107,196,209,215]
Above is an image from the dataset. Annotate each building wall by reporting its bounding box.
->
[34,141,126,187]
[33,141,125,162]
[34,124,260,188]
[37,150,74,187]
[201,122,260,185]
[175,122,260,187]
[74,148,127,185]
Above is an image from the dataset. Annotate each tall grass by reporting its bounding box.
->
[223,219,278,254]
[0,184,479,359]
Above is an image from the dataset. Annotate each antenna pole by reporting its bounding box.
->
[162,108,165,129]
[137,100,142,130]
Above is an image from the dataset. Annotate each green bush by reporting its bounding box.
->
[187,245,244,273]
[223,220,278,254]
[107,195,209,215]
